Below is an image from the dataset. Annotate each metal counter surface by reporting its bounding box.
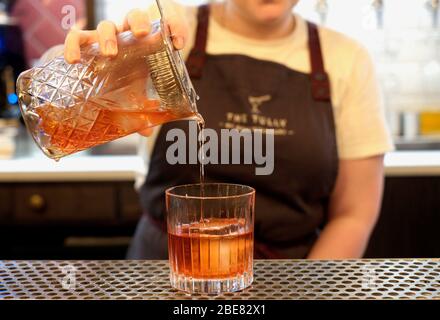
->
[0,259,439,300]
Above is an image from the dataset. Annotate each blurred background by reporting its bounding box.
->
[1,0,440,259]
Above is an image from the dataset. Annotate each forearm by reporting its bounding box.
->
[308,156,385,259]
[307,215,375,259]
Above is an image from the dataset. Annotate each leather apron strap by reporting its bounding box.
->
[307,21,331,102]
[186,4,210,78]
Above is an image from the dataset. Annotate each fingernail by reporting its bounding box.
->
[134,24,150,36]
[173,36,184,49]
[105,40,117,55]
[67,50,80,63]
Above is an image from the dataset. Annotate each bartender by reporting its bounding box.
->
[61,0,394,259]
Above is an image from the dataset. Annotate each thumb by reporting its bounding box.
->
[166,16,189,50]
[159,0,189,50]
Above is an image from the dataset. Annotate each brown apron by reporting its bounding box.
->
[127,5,338,259]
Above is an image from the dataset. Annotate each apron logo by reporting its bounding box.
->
[248,95,271,114]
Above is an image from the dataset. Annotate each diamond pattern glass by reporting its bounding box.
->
[17,23,200,160]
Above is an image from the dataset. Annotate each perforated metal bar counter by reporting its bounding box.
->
[1,260,439,300]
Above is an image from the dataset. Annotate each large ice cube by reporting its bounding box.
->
[197,218,245,236]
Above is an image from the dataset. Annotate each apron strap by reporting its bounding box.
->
[307,21,331,102]
[186,4,210,78]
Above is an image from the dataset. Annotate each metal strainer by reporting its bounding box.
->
[146,0,198,111]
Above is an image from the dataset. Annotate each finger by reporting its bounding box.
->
[64,29,98,63]
[159,2,189,50]
[166,16,189,50]
[123,9,150,38]
[138,128,153,137]
[97,20,118,56]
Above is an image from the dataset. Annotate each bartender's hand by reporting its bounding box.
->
[63,9,188,137]
[64,9,188,64]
